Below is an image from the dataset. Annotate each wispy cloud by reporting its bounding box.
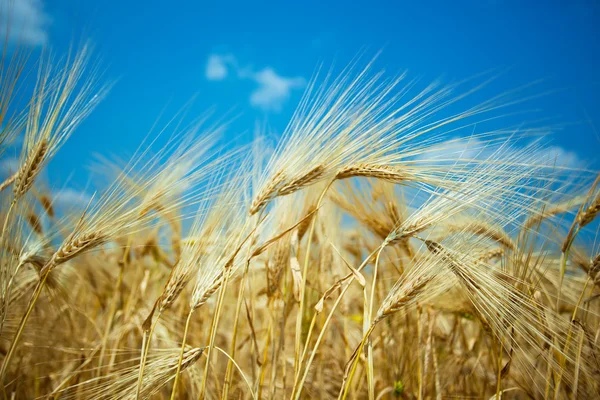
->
[205,54,235,81]
[538,145,583,169]
[416,136,583,169]
[0,0,51,46]
[205,53,305,112]
[249,68,306,112]
[54,188,93,209]
[415,137,493,163]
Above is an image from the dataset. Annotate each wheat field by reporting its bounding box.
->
[1,39,600,400]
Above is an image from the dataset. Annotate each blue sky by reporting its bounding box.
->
[1,0,599,198]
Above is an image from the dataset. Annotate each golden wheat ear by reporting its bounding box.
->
[0,120,241,387]
[249,60,415,215]
[0,46,109,296]
[45,123,240,274]
[56,347,204,400]
[420,233,598,398]
[12,45,110,202]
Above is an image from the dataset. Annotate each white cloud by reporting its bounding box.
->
[249,68,306,112]
[54,188,92,209]
[0,0,50,46]
[415,137,491,163]
[538,145,583,169]
[415,137,583,170]
[205,53,305,112]
[205,54,235,81]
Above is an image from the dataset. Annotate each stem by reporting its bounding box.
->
[555,246,573,312]
[494,335,503,398]
[417,307,423,400]
[199,269,233,400]
[291,247,379,399]
[257,322,272,399]
[366,247,384,400]
[135,312,161,400]
[221,244,254,400]
[294,180,334,377]
[136,332,148,398]
[270,296,287,399]
[290,313,317,399]
[297,281,352,400]
[170,310,194,400]
[573,324,585,398]
[213,346,257,399]
[200,217,256,400]
[97,255,127,374]
[0,268,49,385]
[545,242,575,396]
[554,276,591,399]
[544,345,553,399]
[220,280,246,400]
[339,324,377,400]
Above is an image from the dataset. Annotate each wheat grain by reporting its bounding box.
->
[578,192,600,228]
[13,140,48,199]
